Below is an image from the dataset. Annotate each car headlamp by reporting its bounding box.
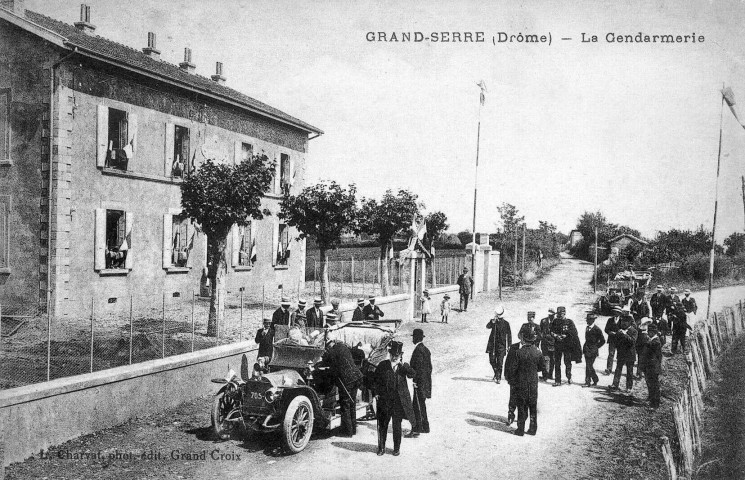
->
[264,387,280,404]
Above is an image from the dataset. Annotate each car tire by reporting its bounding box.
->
[211,387,239,440]
[282,395,314,453]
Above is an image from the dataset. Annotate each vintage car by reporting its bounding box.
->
[596,280,635,315]
[613,269,652,290]
[210,321,396,453]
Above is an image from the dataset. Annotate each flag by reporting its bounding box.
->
[477,80,487,106]
[722,86,745,130]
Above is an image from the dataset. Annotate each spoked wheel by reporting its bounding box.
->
[211,387,240,440]
[282,396,314,453]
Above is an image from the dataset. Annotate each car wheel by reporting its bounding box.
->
[211,388,239,440]
[282,395,314,453]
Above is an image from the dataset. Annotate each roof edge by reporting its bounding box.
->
[0,7,66,48]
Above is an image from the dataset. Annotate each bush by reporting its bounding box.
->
[437,233,463,249]
[679,253,709,282]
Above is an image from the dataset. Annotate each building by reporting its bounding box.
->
[0,1,322,316]
[607,234,648,255]
[568,229,584,248]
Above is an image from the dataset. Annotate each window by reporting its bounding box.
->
[239,142,252,164]
[95,208,132,272]
[276,223,290,266]
[0,88,10,163]
[171,125,191,177]
[97,105,137,170]
[0,195,9,270]
[232,222,255,268]
[171,215,191,267]
[279,153,291,194]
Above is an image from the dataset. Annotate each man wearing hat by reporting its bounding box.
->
[641,322,664,408]
[329,298,345,324]
[582,313,605,387]
[635,318,652,379]
[609,314,638,392]
[650,285,668,320]
[374,341,416,456]
[604,306,623,375]
[630,291,651,323]
[486,305,512,383]
[519,311,541,343]
[457,267,474,312]
[506,327,542,436]
[667,287,681,306]
[307,297,324,329]
[539,308,556,380]
[318,335,364,437]
[503,338,521,425]
[352,298,365,322]
[271,297,292,327]
[363,295,385,321]
[669,302,692,354]
[682,289,697,316]
[409,328,432,436]
[254,318,275,360]
[291,298,307,326]
[550,306,582,386]
[324,312,339,328]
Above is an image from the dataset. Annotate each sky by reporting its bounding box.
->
[26,0,745,242]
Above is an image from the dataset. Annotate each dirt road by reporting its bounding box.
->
[5,256,742,479]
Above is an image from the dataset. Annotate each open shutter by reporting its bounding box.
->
[186,221,195,268]
[124,211,134,269]
[271,221,278,266]
[274,154,280,194]
[162,214,173,268]
[231,224,240,268]
[250,221,258,266]
[126,113,138,166]
[96,105,108,167]
[164,122,174,176]
[94,208,106,270]
[288,156,296,190]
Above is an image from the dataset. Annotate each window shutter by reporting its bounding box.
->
[231,224,240,268]
[289,156,295,189]
[250,221,258,266]
[162,214,173,268]
[271,221,278,266]
[234,141,242,165]
[274,154,280,194]
[127,113,138,164]
[94,208,106,270]
[96,106,108,167]
[164,122,174,176]
[124,211,134,269]
[186,221,195,268]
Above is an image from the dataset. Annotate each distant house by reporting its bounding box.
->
[607,234,648,254]
[568,230,584,248]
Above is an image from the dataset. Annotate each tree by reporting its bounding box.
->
[424,211,449,250]
[497,203,524,237]
[724,232,745,256]
[358,189,422,295]
[280,181,358,303]
[181,156,274,336]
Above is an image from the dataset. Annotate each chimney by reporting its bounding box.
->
[142,32,161,60]
[179,48,196,73]
[211,62,226,85]
[74,4,96,35]
[0,0,25,16]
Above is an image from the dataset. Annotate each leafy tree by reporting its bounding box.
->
[280,181,358,303]
[723,232,745,256]
[571,210,642,261]
[497,203,525,237]
[358,189,422,295]
[424,211,449,249]
[181,156,274,336]
[456,230,473,246]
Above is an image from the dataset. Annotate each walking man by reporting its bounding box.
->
[457,267,474,312]
[669,302,692,354]
[609,314,638,392]
[641,323,664,408]
[650,285,668,320]
[583,313,605,387]
[486,305,512,383]
[519,311,541,342]
[550,306,582,385]
[507,328,543,436]
[682,289,697,325]
[408,328,432,436]
[539,308,556,380]
[375,341,416,456]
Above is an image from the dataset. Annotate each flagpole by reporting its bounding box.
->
[706,87,726,319]
[471,86,483,291]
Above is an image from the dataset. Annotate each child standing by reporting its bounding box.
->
[441,294,451,323]
[421,290,432,323]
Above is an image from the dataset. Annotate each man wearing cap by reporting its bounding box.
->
[519,311,541,343]
[506,328,542,436]
[307,297,324,329]
[583,313,605,387]
[604,306,623,375]
[635,318,651,379]
[641,323,664,408]
[272,297,292,327]
[682,289,697,317]
[503,339,521,425]
[609,314,638,392]
[329,298,345,324]
[539,308,556,380]
[324,312,339,329]
[374,341,416,456]
[456,267,474,312]
[318,336,364,437]
[550,306,582,386]
[291,298,307,326]
[363,296,385,321]
[650,285,668,320]
[669,302,692,354]
[352,298,365,322]
[254,318,275,360]
[486,305,512,383]
[408,328,432,436]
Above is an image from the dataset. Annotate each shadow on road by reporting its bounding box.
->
[466,411,514,434]
[331,441,379,453]
[451,376,495,383]
[593,389,646,407]
[185,425,289,457]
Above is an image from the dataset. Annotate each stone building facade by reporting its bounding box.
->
[0,1,322,316]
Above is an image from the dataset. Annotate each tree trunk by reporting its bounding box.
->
[206,234,228,337]
[319,247,330,304]
[380,243,390,296]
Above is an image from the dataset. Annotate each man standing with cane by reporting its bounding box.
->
[408,328,432,436]
[457,267,474,312]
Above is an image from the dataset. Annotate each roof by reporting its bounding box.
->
[607,234,649,246]
[3,8,323,135]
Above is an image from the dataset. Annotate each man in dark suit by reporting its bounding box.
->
[486,305,512,383]
[271,297,291,327]
[290,298,307,325]
[609,314,638,392]
[604,306,622,375]
[363,296,385,320]
[641,323,664,408]
[352,298,365,321]
[408,328,432,436]
[550,306,582,386]
[539,308,556,380]
[682,289,697,315]
[374,341,416,456]
[649,285,668,320]
[254,318,274,360]
[456,267,474,311]
[306,297,324,329]
[504,339,522,425]
[669,302,692,354]
[630,291,651,323]
[507,329,543,436]
[582,313,605,386]
[318,336,364,437]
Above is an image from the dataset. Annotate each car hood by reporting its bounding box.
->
[262,369,305,388]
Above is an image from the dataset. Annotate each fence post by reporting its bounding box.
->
[0,300,2,357]
[499,264,502,299]
[313,260,318,297]
[90,297,94,373]
[351,256,355,294]
[362,259,367,296]
[239,288,244,342]
[341,260,344,300]
[162,292,166,358]
[191,290,195,353]
[46,295,52,381]
[129,294,134,365]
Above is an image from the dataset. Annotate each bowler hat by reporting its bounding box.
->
[586,313,597,321]
[443,294,450,299]
[388,340,404,356]
[413,328,425,340]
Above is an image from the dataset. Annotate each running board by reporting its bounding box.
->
[327,402,370,430]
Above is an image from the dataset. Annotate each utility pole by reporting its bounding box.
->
[741,176,745,231]
[521,223,526,286]
[513,229,518,289]
[594,226,598,293]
